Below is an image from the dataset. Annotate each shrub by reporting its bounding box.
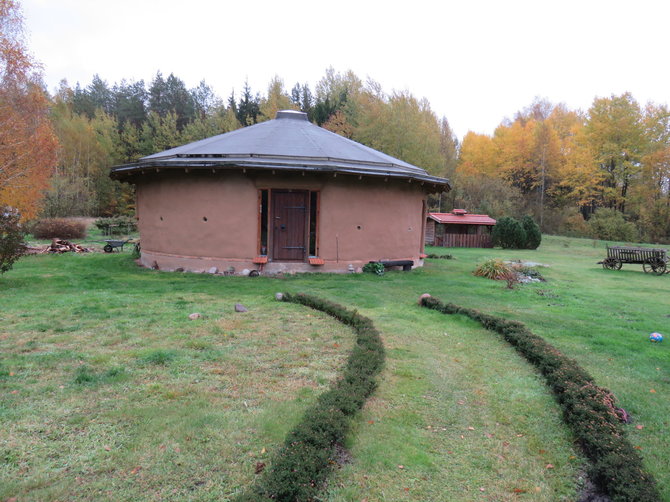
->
[0,207,25,275]
[473,258,513,280]
[588,208,638,242]
[558,209,591,237]
[492,216,526,249]
[32,218,87,240]
[237,293,385,501]
[94,215,137,235]
[420,296,660,501]
[521,215,542,249]
[425,253,453,259]
[362,261,385,276]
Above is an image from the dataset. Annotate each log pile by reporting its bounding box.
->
[48,239,90,253]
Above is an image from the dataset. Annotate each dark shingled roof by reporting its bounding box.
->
[110,110,450,189]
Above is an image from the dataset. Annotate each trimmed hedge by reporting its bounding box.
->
[420,295,659,502]
[236,293,385,502]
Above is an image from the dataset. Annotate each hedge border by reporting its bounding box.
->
[235,293,385,502]
[420,295,659,502]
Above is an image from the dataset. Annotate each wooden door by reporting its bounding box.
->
[271,191,308,261]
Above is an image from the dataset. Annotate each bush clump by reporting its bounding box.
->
[493,215,542,249]
[588,208,638,242]
[521,215,542,249]
[0,207,25,275]
[94,215,137,235]
[32,218,87,240]
[362,261,385,276]
[237,293,385,502]
[492,216,527,249]
[420,295,660,502]
[473,258,513,280]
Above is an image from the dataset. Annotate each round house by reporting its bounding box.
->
[111,110,450,274]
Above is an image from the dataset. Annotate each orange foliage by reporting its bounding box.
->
[458,131,498,176]
[0,0,59,219]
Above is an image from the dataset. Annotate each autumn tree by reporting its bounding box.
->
[258,76,295,121]
[45,90,124,216]
[0,0,58,219]
[584,93,647,213]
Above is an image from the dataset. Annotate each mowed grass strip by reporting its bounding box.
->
[322,305,580,501]
[0,255,353,501]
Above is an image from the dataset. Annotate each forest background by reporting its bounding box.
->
[2,0,669,243]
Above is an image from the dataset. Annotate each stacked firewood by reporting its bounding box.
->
[22,239,91,254]
[47,239,90,253]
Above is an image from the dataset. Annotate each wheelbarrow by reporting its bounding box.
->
[103,239,133,253]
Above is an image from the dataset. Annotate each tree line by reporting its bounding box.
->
[454,96,670,243]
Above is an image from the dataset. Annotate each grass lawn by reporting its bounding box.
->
[1,234,668,500]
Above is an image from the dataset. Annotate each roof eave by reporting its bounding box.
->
[110,160,451,190]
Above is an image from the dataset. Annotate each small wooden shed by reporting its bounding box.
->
[425,210,496,248]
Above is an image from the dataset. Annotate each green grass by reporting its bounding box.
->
[1,234,668,500]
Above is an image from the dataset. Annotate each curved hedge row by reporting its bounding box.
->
[420,295,659,502]
[235,293,385,502]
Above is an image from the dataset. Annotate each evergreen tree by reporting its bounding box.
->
[492,217,527,249]
[521,215,542,249]
[113,79,147,129]
[236,80,260,126]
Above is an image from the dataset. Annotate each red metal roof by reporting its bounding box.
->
[428,211,496,226]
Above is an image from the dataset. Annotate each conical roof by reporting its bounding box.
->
[111,110,450,189]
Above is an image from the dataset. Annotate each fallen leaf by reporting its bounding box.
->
[130,466,142,475]
[398,465,404,469]
[545,464,554,469]
[174,447,181,453]
[457,400,465,405]
[333,343,340,348]
[538,449,547,454]
[502,441,510,447]
[260,447,266,455]
[367,420,375,425]
[403,487,409,492]
[650,389,656,393]
[634,446,643,450]
[513,488,527,493]
[10,390,18,394]
[104,445,111,451]
[255,462,266,474]
[9,372,14,377]
[159,444,166,450]
[635,425,644,430]
[467,427,475,431]
[479,487,485,492]
[516,434,524,437]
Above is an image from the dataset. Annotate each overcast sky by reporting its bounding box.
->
[21,0,670,140]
